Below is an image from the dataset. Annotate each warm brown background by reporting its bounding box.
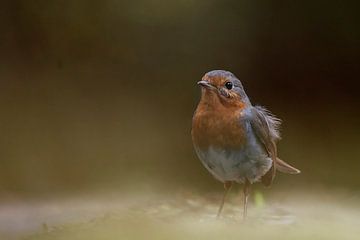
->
[1,1,359,197]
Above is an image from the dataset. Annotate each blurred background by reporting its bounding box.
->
[1,0,359,200]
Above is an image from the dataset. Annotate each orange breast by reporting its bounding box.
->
[192,100,247,150]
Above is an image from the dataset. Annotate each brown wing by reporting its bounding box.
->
[250,106,300,186]
[250,106,281,186]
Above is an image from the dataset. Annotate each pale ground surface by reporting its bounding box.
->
[1,189,359,240]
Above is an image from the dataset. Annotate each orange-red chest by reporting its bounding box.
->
[192,100,247,150]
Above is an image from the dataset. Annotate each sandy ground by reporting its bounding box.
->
[1,189,360,240]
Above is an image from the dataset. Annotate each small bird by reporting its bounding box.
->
[191,70,300,219]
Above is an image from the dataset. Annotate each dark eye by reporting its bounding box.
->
[225,82,233,90]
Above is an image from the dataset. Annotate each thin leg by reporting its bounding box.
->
[216,181,233,218]
[243,179,250,220]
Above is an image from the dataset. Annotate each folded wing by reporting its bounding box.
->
[250,106,300,186]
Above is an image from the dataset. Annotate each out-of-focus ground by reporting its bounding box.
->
[0,188,358,240]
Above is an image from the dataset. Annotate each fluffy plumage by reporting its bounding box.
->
[191,70,300,218]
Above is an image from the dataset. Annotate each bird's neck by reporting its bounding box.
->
[198,90,247,111]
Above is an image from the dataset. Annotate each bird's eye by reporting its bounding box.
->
[225,82,233,90]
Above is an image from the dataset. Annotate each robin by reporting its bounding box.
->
[191,70,300,219]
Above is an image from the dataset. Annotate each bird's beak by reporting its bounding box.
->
[197,80,216,90]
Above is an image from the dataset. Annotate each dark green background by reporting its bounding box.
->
[1,1,359,197]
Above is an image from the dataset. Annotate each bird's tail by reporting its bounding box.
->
[276,158,301,174]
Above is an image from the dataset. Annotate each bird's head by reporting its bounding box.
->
[197,70,250,107]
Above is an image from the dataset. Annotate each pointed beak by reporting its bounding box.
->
[197,80,215,90]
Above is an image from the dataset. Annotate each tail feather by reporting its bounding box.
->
[276,158,301,174]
